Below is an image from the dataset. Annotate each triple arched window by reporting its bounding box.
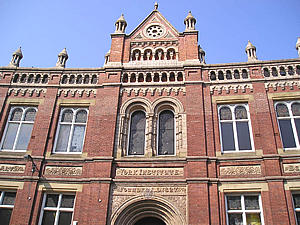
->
[127,109,175,156]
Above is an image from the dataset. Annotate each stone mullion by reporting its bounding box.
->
[175,114,182,156]
[152,115,158,155]
[120,115,129,156]
[145,114,154,157]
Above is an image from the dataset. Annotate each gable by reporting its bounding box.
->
[129,10,179,40]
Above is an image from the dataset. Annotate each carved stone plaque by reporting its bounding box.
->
[0,164,25,173]
[45,166,82,176]
[283,163,300,173]
[220,165,261,176]
[116,168,184,177]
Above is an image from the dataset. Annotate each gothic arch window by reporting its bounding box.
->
[128,111,146,155]
[158,110,175,155]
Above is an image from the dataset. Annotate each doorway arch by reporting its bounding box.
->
[111,196,186,225]
[134,217,166,225]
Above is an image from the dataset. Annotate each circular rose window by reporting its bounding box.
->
[146,25,164,38]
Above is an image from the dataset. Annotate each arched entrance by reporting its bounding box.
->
[134,217,166,225]
[111,196,186,225]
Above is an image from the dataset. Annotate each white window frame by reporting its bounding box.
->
[225,194,264,225]
[293,193,300,225]
[218,104,255,152]
[275,101,300,150]
[126,110,147,156]
[0,191,16,209]
[156,109,176,156]
[38,193,75,225]
[0,106,37,152]
[53,108,88,154]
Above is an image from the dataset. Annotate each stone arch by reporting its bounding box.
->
[120,97,152,115]
[152,96,184,114]
[111,196,186,225]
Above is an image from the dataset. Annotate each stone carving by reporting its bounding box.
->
[121,87,186,97]
[116,167,184,177]
[8,88,46,97]
[283,163,300,173]
[210,84,253,94]
[111,184,187,220]
[264,80,300,91]
[0,164,25,173]
[45,166,82,176]
[220,165,261,176]
[57,89,96,97]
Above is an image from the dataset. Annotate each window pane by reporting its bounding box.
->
[61,110,73,122]
[295,119,300,144]
[276,104,289,117]
[244,196,259,210]
[15,124,33,150]
[24,109,36,121]
[296,212,300,225]
[70,125,85,152]
[58,212,73,225]
[220,107,232,120]
[236,122,252,150]
[158,111,174,155]
[292,103,300,116]
[61,195,75,208]
[221,123,235,151]
[45,194,59,207]
[227,196,241,210]
[2,192,16,205]
[10,108,23,121]
[278,119,296,148]
[2,123,19,150]
[128,111,146,155]
[293,194,300,208]
[0,209,13,225]
[55,125,71,152]
[75,110,87,123]
[228,213,243,225]
[41,211,56,225]
[246,213,261,224]
[235,106,248,119]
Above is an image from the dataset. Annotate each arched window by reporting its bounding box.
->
[20,74,26,83]
[122,73,128,83]
[138,73,144,82]
[169,72,175,82]
[42,75,48,84]
[263,68,270,77]
[28,74,34,83]
[279,67,286,76]
[161,73,167,82]
[242,69,248,79]
[218,71,224,80]
[275,102,300,149]
[61,75,68,84]
[272,67,278,76]
[210,71,216,81]
[35,74,41,83]
[128,111,146,155]
[218,104,253,152]
[12,74,19,83]
[296,65,300,75]
[233,70,240,79]
[226,70,232,79]
[69,75,75,84]
[158,110,175,155]
[153,73,159,82]
[130,73,136,83]
[54,108,88,153]
[288,66,294,75]
[83,75,90,84]
[177,72,183,81]
[91,75,97,84]
[0,106,37,151]
[76,75,82,84]
[146,73,152,82]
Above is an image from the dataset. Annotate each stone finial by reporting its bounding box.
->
[184,11,196,31]
[56,48,68,68]
[114,14,127,34]
[198,45,206,64]
[9,47,23,67]
[154,2,158,10]
[245,40,258,62]
[296,37,300,57]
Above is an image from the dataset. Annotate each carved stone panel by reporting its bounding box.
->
[110,183,187,221]
[116,167,184,177]
[44,166,82,176]
[220,165,261,176]
[0,164,25,173]
[283,163,300,173]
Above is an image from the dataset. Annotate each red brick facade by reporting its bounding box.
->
[0,5,300,225]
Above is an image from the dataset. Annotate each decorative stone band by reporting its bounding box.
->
[220,165,261,176]
[264,80,300,91]
[116,168,184,177]
[283,163,300,173]
[57,89,96,97]
[120,86,186,97]
[210,83,253,94]
[0,164,25,173]
[113,186,187,196]
[45,166,82,176]
[8,88,46,97]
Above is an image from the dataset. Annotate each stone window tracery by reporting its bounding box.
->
[146,25,164,38]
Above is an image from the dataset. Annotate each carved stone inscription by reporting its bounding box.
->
[116,168,184,177]
[45,166,82,176]
[220,165,261,176]
[0,164,25,173]
[284,163,300,173]
[113,186,186,196]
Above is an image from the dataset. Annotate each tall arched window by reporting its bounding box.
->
[128,111,146,155]
[158,110,175,155]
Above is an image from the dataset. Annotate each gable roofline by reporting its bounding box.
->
[128,8,180,37]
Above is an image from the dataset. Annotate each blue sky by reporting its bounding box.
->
[0,0,299,68]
